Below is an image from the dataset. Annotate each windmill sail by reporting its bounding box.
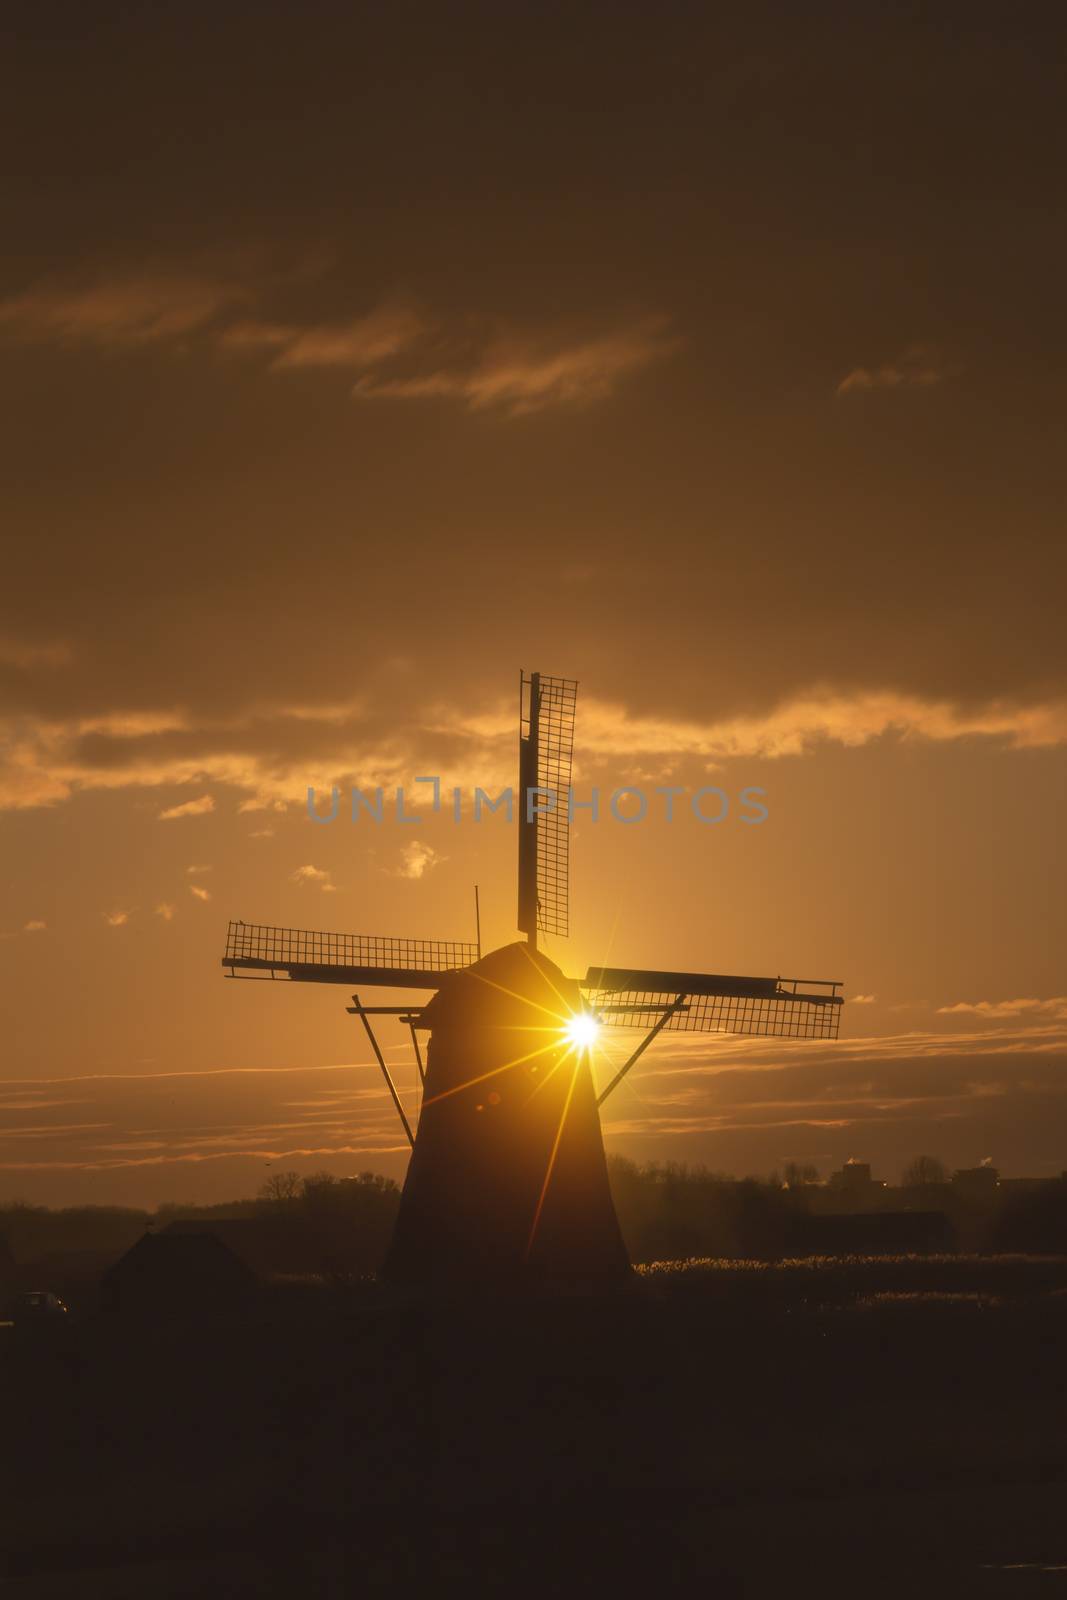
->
[221,920,478,988]
[517,671,577,945]
[582,967,843,1041]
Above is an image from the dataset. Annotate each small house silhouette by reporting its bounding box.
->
[101,1227,257,1317]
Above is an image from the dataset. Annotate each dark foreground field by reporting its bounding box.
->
[3,1255,1067,1597]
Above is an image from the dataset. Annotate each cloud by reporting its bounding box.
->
[0,1062,415,1201]
[185,863,212,875]
[248,828,275,839]
[158,793,215,820]
[837,344,950,396]
[3,683,1067,818]
[23,919,47,932]
[104,910,129,927]
[291,863,337,891]
[0,704,435,813]
[573,692,1067,763]
[938,997,1067,1021]
[188,884,212,902]
[354,314,680,415]
[4,1023,1067,1206]
[391,840,444,880]
[0,273,241,347]
[155,902,175,921]
[849,994,876,1004]
[594,1022,1067,1165]
[0,269,677,418]
[220,302,423,369]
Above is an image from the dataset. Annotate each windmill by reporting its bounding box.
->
[222,671,843,1282]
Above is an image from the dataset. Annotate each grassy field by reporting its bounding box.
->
[3,1255,1067,1595]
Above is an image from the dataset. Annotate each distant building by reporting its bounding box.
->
[159,1218,288,1277]
[830,1161,872,1188]
[951,1166,1000,1199]
[826,1161,887,1207]
[100,1229,257,1317]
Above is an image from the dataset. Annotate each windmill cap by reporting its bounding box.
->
[421,940,581,1029]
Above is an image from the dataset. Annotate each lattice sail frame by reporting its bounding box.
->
[583,969,843,1041]
[518,671,577,941]
[222,921,478,986]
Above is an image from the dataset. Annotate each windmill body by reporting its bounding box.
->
[222,671,843,1283]
[382,941,628,1283]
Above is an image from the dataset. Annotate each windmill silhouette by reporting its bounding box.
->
[222,671,843,1282]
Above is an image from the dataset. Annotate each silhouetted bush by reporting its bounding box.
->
[607,1157,799,1261]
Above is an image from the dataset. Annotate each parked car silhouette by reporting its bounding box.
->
[2,1291,69,1325]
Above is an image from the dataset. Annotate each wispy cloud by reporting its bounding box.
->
[849,994,876,1005]
[596,1023,1067,1156]
[0,268,677,417]
[938,997,1067,1021]
[291,863,337,892]
[220,302,423,369]
[158,793,215,820]
[104,910,129,927]
[354,314,680,415]
[0,273,241,346]
[23,919,47,932]
[185,863,212,875]
[0,1062,414,1199]
[188,884,212,903]
[155,902,175,921]
[4,1023,1067,1205]
[237,797,289,814]
[837,343,950,396]
[391,840,444,880]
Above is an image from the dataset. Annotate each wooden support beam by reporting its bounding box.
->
[347,994,415,1148]
[595,996,687,1108]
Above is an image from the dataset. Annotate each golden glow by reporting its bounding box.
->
[564,1012,599,1050]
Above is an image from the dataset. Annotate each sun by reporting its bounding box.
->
[564,1012,599,1050]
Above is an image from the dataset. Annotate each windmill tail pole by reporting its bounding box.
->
[596,998,687,1107]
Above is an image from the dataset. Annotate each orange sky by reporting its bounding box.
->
[2,3,1066,1205]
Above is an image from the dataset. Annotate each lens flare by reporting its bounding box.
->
[564,1012,599,1049]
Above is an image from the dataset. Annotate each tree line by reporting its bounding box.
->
[2,1158,1065,1279]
